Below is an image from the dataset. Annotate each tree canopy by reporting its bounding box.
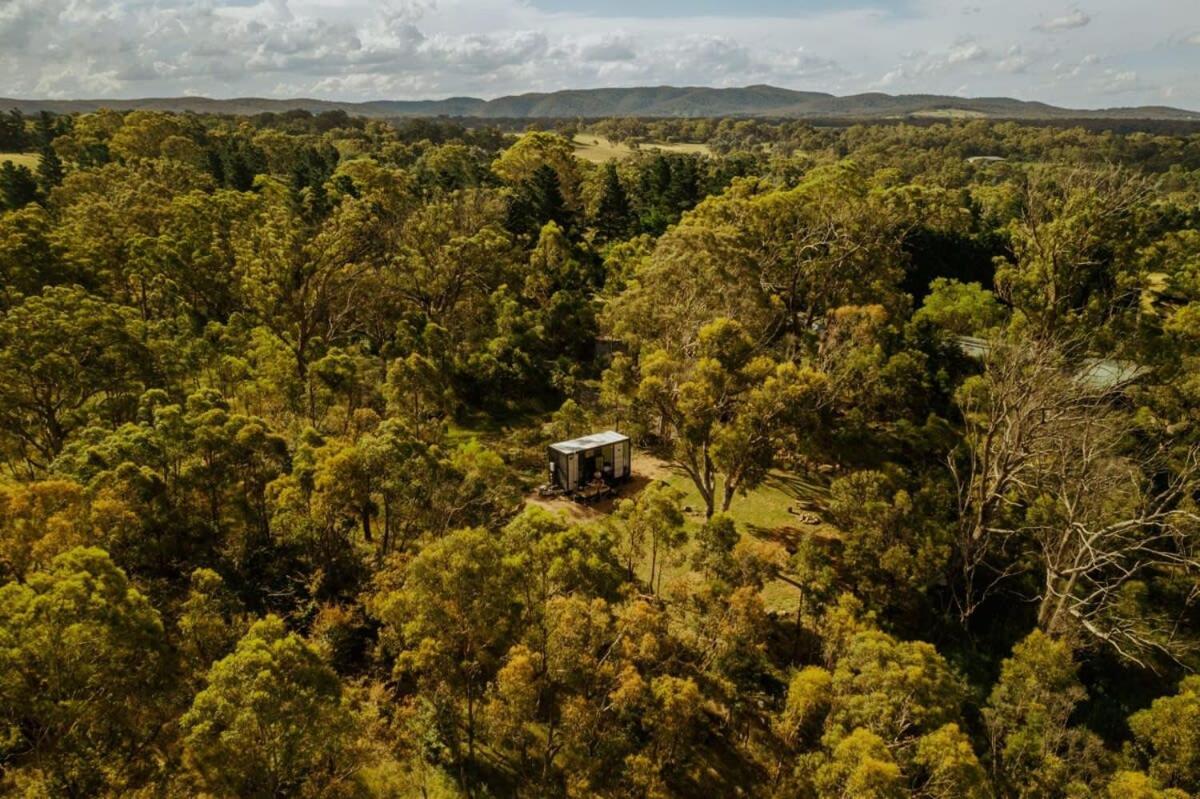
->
[1,107,1200,798]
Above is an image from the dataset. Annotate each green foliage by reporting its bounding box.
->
[815,727,906,799]
[0,548,168,795]
[825,629,964,747]
[178,567,249,674]
[913,277,1006,335]
[984,630,1092,798]
[372,527,519,763]
[0,160,39,210]
[637,316,827,516]
[1105,770,1191,799]
[778,666,833,748]
[0,109,1197,799]
[593,161,633,241]
[491,131,582,209]
[0,286,150,469]
[54,389,290,582]
[612,480,686,590]
[1128,675,1200,794]
[826,469,952,617]
[181,615,365,798]
[913,724,991,799]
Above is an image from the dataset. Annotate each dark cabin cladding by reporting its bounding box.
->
[547,431,631,493]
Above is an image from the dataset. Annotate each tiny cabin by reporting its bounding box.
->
[547,431,632,493]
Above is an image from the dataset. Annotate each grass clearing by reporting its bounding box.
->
[905,109,989,119]
[460,410,837,616]
[569,134,711,163]
[640,453,837,614]
[0,152,40,170]
[525,451,839,614]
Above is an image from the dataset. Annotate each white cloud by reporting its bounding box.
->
[768,50,844,79]
[1048,52,1099,80]
[578,34,637,63]
[996,45,1032,73]
[1034,8,1091,32]
[873,39,989,88]
[0,0,1195,111]
[1095,68,1143,95]
[948,42,987,65]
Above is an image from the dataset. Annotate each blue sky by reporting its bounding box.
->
[1,0,1197,109]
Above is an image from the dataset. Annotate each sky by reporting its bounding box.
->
[1,0,1198,109]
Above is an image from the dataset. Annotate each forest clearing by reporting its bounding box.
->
[0,152,39,169]
[569,134,713,162]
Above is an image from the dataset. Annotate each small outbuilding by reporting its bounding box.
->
[547,431,632,493]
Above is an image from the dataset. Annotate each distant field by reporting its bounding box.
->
[906,108,989,119]
[0,153,39,169]
[570,134,711,163]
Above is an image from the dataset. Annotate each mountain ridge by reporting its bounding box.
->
[3,85,1197,120]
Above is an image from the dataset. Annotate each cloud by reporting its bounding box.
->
[874,39,988,88]
[577,34,637,62]
[996,45,1032,74]
[425,30,550,71]
[1034,9,1091,32]
[0,0,1194,112]
[1094,68,1144,95]
[949,42,987,64]
[768,50,844,79]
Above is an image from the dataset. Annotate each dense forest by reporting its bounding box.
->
[2,106,1200,798]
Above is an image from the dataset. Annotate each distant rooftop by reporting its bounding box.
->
[549,431,630,454]
[955,336,1149,390]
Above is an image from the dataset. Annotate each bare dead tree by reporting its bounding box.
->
[950,332,1200,664]
[948,333,1108,620]
[1014,407,1200,667]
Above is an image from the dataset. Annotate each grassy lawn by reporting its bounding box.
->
[638,454,837,614]
[570,134,712,163]
[524,450,838,615]
[645,457,827,535]
[450,410,837,616]
[0,153,40,170]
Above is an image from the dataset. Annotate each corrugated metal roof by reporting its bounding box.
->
[1077,357,1150,390]
[954,335,1150,391]
[549,430,630,454]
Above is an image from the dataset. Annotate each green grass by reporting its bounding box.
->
[634,456,838,614]
[904,109,989,119]
[0,153,40,170]
[651,464,826,533]
[445,416,507,445]
[570,134,712,163]
[445,404,554,445]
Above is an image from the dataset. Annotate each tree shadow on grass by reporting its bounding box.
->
[761,469,830,506]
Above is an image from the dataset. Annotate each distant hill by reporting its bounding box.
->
[3,85,1197,121]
